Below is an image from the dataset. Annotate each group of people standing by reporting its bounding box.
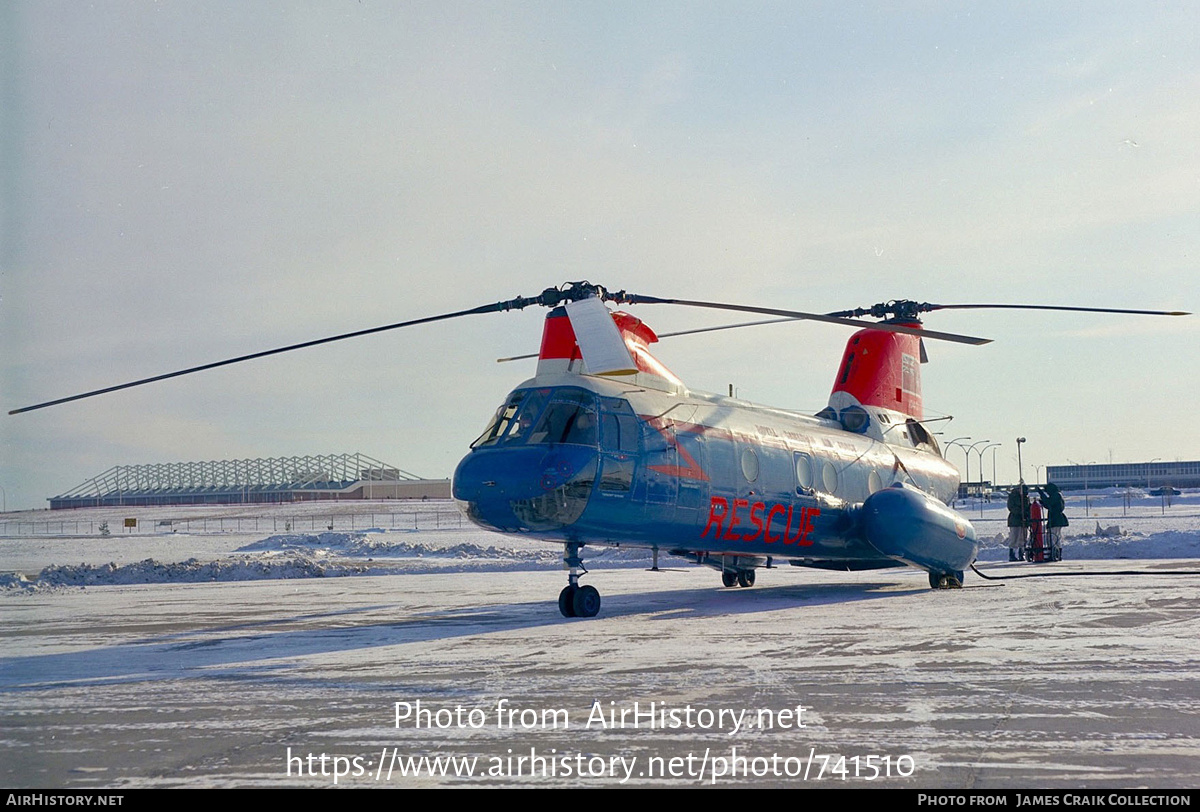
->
[1007,481,1068,561]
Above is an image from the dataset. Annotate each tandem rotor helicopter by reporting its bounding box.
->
[10,282,1188,618]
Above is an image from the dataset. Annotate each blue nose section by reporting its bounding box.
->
[453,445,598,533]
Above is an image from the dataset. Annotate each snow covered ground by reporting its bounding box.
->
[2,494,1199,788]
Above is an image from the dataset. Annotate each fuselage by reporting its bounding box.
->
[453,372,974,574]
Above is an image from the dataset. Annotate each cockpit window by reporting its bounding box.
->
[470,388,550,448]
[529,389,598,446]
[473,387,600,448]
[599,397,640,454]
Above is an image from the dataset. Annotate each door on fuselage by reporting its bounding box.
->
[596,396,639,497]
[641,416,679,507]
[636,414,711,531]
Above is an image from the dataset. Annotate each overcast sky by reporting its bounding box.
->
[3,2,1198,510]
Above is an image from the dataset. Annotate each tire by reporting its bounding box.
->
[928,571,962,589]
[558,585,577,618]
[737,569,755,588]
[572,584,601,618]
[721,570,738,588]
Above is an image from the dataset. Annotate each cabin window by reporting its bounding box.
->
[821,460,839,494]
[794,452,814,490]
[740,447,760,483]
[599,457,635,492]
[868,469,883,494]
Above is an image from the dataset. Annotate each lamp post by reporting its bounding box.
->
[1147,457,1160,490]
[979,443,1000,511]
[946,437,972,504]
[1016,437,1026,483]
[946,437,971,461]
[967,440,991,506]
[1068,458,1096,517]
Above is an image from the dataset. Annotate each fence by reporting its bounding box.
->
[0,506,467,537]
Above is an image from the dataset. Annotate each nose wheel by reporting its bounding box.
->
[559,542,601,618]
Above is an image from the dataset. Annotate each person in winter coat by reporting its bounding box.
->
[1036,482,1068,559]
[1007,483,1031,561]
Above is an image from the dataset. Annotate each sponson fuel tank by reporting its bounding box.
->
[859,483,978,575]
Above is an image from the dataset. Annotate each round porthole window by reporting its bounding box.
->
[822,460,839,494]
[795,453,813,489]
[740,447,760,482]
[868,469,882,495]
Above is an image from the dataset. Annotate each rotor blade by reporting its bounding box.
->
[496,352,539,363]
[495,307,993,364]
[924,303,1190,316]
[619,295,993,345]
[9,299,523,415]
[657,317,803,340]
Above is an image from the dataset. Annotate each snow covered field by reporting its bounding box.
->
[2,494,1199,788]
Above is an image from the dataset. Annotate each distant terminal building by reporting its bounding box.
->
[1047,460,1200,491]
[49,453,450,509]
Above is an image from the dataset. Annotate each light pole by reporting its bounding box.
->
[946,437,971,461]
[967,440,991,505]
[946,437,972,503]
[1068,458,1096,517]
[1147,458,1160,490]
[1016,437,1026,483]
[979,443,1000,509]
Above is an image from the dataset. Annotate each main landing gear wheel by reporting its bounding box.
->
[558,584,578,618]
[558,542,601,618]
[557,584,601,618]
[737,569,756,588]
[721,570,738,588]
[928,570,963,589]
[572,585,601,617]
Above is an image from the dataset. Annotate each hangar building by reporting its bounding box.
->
[1047,460,1200,491]
[49,453,450,509]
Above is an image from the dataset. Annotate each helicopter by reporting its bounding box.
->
[10,282,1188,618]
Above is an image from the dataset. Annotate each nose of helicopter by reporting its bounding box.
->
[452,445,598,533]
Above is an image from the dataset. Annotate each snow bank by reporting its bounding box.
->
[237,532,653,564]
[3,533,658,590]
[34,555,369,586]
